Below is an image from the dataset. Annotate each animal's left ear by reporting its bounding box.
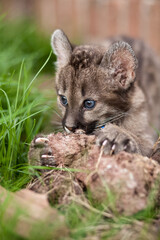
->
[100,41,138,90]
[51,29,72,69]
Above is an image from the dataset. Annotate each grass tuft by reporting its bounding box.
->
[0,17,56,191]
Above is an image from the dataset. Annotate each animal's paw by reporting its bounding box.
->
[96,124,140,155]
[28,134,56,167]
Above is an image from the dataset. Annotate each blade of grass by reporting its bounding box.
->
[11,107,50,129]
[0,88,12,125]
[24,51,52,94]
[14,59,24,111]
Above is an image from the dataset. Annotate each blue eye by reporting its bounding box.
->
[84,99,95,109]
[60,95,68,106]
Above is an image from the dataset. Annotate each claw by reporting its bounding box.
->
[41,154,54,159]
[110,144,116,155]
[41,154,56,167]
[35,137,49,144]
[112,144,116,151]
[123,145,128,151]
[102,139,108,146]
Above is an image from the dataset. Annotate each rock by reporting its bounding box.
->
[0,185,68,238]
[28,132,160,216]
[28,170,85,206]
[77,152,160,215]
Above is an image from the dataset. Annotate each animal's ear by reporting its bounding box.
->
[51,29,72,68]
[100,41,138,90]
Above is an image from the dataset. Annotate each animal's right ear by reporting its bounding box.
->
[51,29,72,68]
[100,41,138,90]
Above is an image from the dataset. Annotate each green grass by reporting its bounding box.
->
[0,17,57,192]
[0,16,159,240]
[0,16,63,239]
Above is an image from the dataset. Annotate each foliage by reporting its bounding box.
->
[0,17,56,190]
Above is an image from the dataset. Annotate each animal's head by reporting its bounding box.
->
[51,29,138,134]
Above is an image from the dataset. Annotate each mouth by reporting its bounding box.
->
[63,121,97,135]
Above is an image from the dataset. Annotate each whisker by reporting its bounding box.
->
[54,128,64,133]
[95,116,120,128]
[109,114,125,123]
[53,124,63,129]
[53,126,63,131]
[95,112,130,129]
[53,127,63,131]
[52,121,62,126]
[52,109,62,119]
[44,103,62,120]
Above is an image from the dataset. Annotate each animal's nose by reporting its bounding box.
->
[64,125,76,133]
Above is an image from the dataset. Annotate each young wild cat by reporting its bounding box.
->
[50,30,160,157]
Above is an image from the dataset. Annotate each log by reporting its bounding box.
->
[0,185,68,238]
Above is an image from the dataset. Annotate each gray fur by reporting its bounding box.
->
[51,30,160,156]
[51,29,72,68]
[100,41,138,89]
